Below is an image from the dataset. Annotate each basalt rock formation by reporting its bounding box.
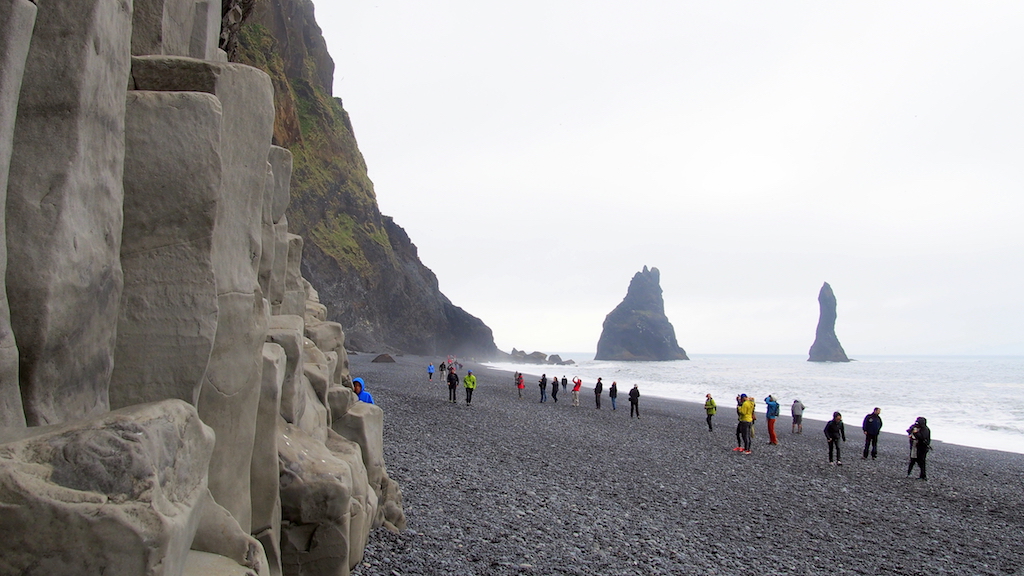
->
[234,0,498,359]
[595,266,689,361]
[1,1,403,574]
[808,281,850,362]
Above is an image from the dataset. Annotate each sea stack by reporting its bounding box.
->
[595,266,689,361]
[808,282,850,362]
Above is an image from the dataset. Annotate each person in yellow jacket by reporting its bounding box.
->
[462,370,477,406]
[704,394,717,432]
[733,394,755,454]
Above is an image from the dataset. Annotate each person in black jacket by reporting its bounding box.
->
[538,374,548,403]
[594,377,603,409]
[862,407,883,459]
[628,384,640,419]
[824,412,846,465]
[609,382,618,410]
[907,417,931,480]
[446,368,459,403]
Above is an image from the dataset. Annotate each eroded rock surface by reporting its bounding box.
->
[595,266,689,361]
[808,281,850,362]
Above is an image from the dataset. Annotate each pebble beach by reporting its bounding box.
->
[349,354,1024,576]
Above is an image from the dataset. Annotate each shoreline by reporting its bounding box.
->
[350,353,1024,575]
[483,357,1024,456]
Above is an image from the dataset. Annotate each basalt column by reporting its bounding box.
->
[0,0,36,427]
[5,0,133,425]
[132,56,275,531]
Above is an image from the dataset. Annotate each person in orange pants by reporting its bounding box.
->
[765,395,780,445]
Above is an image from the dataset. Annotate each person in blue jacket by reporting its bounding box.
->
[765,395,780,445]
[862,407,883,459]
[352,377,374,404]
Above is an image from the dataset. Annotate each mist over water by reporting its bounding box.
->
[486,355,1024,455]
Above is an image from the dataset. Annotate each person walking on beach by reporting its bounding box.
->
[791,399,805,434]
[594,377,603,409]
[446,368,459,403]
[628,384,641,419]
[551,375,559,403]
[906,417,931,480]
[572,377,582,407]
[704,394,716,431]
[427,363,435,381]
[439,361,447,381]
[862,407,883,460]
[765,395,780,445]
[824,412,846,465]
[516,372,525,399]
[463,370,477,406]
[609,382,618,410]
[561,376,568,392]
[538,374,548,403]
[734,394,754,453]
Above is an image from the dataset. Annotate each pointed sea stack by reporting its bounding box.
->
[808,282,850,362]
[595,266,689,361]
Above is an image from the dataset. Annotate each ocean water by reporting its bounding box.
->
[485,354,1024,455]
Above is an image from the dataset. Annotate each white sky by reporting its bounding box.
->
[315,1,1024,356]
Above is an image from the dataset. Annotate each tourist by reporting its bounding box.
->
[516,372,524,399]
[628,384,640,419]
[571,377,582,407]
[462,370,477,406]
[906,417,931,480]
[824,412,846,465]
[750,396,757,439]
[446,368,459,403]
[594,377,603,409]
[551,375,559,403]
[734,394,754,453]
[765,395,780,445]
[704,394,716,431]
[609,381,618,410]
[538,374,548,403]
[427,363,435,381]
[439,361,447,380]
[734,395,744,450]
[561,376,568,392]
[791,399,805,434]
[862,407,883,460]
[352,378,374,404]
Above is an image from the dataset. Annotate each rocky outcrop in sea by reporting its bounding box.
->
[808,281,851,362]
[595,266,689,361]
[0,1,403,573]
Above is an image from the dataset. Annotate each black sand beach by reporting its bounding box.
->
[350,354,1024,576]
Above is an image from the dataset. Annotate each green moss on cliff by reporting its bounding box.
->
[234,18,387,272]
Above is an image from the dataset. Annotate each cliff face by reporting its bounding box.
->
[808,282,850,362]
[595,266,689,361]
[234,0,497,358]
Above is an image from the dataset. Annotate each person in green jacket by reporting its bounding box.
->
[704,394,717,432]
[463,370,477,406]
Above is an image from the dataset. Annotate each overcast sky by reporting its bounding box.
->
[315,1,1024,356]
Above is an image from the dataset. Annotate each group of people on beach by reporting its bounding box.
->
[519,373,643,418]
[426,364,934,479]
[704,393,932,479]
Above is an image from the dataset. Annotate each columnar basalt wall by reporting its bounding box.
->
[6,0,133,426]
[0,0,35,428]
[0,1,405,573]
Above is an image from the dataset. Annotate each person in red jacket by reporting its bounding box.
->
[571,377,582,407]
